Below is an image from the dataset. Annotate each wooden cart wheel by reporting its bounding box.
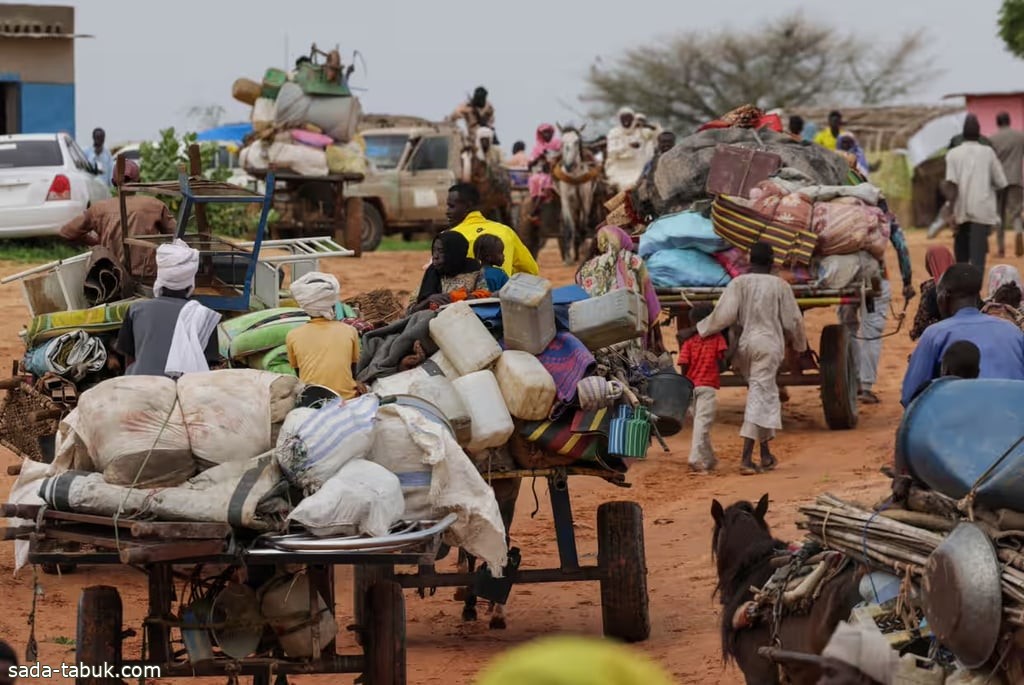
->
[353,565,395,646]
[76,586,123,685]
[819,324,859,430]
[364,581,406,685]
[597,501,650,643]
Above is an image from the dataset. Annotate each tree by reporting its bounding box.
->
[582,14,939,134]
[1000,0,1024,59]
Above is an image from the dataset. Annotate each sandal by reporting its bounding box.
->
[739,464,762,476]
[761,455,778,471]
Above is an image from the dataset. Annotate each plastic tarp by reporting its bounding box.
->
[196,123,253,144]
[638,211,727,258]
[646,249,731,288]
[906,111,967,168]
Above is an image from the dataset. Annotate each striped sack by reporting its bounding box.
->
[281,394,379,492]
[711,195,818,267]
[608,405,653,459]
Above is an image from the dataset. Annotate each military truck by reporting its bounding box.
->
[348,115,467,251]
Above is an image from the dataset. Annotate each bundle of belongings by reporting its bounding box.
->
[765,378,1024,683]
[355,273,665,478]
[6,367,510,576]
[234,46,367,177]
[634,106,889,291]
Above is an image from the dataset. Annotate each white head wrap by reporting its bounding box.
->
[821,622,899,685]
[153,239,199,297]
[475,127,495,161]
[290,271,340,319]
[617,106,636,120]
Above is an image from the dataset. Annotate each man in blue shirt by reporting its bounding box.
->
[901,263,1024,406]
[84,127,114,187]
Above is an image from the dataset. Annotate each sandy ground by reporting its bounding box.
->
[0,229,993,684]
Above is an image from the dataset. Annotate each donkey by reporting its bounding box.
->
[711,495,862,685]
[553,125,601,265]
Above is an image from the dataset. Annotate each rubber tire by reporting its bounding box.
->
[364,581,406,685]
[819,324,859,430]
[362,201,385,253]
[598,501,650,643]
[76,586,123,685]
[353,565,394,646]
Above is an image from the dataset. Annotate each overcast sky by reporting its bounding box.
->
[36,0,1024,148]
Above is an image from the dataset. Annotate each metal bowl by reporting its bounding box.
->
[921,522,1002,669]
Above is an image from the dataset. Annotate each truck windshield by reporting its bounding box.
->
[364,134,408,170]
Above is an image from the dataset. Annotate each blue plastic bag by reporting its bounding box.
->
[646,248,731,288]
[638,211,728,258]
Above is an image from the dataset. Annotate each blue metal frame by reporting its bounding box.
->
[174,171,276,312]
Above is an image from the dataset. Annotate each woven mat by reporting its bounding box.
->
[0,383,58,462]
[347,289,410,326]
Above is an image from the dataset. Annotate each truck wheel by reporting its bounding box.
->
[598,501,650,642]
[76,586,123,684]
[819,324,859,430]
[362,202,385,253]
[364,581,406,685]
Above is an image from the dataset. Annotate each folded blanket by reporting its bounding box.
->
[24,330,107,381]
[536,332,596,403]
[26,301,136,348]
[356,310,438,383]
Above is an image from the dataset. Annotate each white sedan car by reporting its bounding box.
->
[0,133,112,238]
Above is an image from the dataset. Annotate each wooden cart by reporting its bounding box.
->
[658,283,876,430]
[2,504,459,685]
[356,466,651,644]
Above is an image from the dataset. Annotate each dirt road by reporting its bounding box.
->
[0,231,978,683]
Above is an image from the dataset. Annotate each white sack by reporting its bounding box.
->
[252,97,276,131]
[367,403,508,573]
[287,459,403,537]
[176,369,301,467]
[72,376,193,487]
[8,458,55,573]
[40,470,150,517]
[275,395,378,494]
[274,82,362,143]
[241,141,329,177]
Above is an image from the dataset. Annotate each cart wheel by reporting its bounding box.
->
[819,324,859,430]
[597,501,650,643]
[364,581,406,685]
[361,201,385,253]
[353,565,395,646]
[41,562,77,575]
[76,586,122,685]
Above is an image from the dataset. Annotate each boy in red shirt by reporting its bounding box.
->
[677,304,729,472]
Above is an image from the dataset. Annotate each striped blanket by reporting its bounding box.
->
[711,196,817,268]
[25,300,137,348]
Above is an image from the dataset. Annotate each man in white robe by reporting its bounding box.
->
[696,242,809,474]
[605,107,650,192]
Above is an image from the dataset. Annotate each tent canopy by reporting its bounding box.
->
[196,123,252,144]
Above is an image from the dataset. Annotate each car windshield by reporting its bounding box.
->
[363,134,409,170]
[0,140,63,168]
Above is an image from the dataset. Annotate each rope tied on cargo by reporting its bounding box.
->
[112,396,182,553]
[958,434,1024,521]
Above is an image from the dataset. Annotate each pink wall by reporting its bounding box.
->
[965,94,1024,135]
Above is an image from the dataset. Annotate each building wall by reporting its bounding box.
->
[18,83,74,134]
[0,5,76,136]
[965,95,1024,135]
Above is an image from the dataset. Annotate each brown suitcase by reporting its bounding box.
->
[706,144,782,198]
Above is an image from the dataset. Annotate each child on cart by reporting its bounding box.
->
[677,304,728,472]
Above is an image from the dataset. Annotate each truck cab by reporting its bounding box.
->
[346,117,464,250]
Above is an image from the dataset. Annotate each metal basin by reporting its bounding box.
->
[921,522,1002,669]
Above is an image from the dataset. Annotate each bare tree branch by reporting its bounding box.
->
[581,14,939,134]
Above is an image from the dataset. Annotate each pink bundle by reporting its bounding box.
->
[811,198,889,259]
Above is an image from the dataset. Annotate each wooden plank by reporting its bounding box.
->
[129,521,230,539]
[119,539,226,564]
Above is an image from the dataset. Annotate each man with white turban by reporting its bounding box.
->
[116,239,221,376]
[605,106,651,192]
[286,271,362,398]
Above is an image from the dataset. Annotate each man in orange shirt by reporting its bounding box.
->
[286,272,362,399]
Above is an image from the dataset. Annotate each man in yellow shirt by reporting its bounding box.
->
[447,183,539,276]
[286,272,361,399]
[813,110,847,150]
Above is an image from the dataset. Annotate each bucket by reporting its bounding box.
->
[180,597,215,663]
[646,371,694,437]
[259,572,337,659]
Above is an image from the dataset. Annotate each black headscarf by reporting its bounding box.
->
[415,231,481,303]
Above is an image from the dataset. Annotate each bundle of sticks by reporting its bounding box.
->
[799,493,1024,628]
[347,289,409,326]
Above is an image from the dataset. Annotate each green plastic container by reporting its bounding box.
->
[261,68,288,99]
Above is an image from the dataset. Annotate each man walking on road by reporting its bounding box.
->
[696,242,811,475]
[945,114,1007,271]
[989,111,1024,257]
[84,127,114,187]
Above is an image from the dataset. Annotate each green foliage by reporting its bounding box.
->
[1000,0,1024,59]
[138,127,259,238]
[0,239,82,263]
